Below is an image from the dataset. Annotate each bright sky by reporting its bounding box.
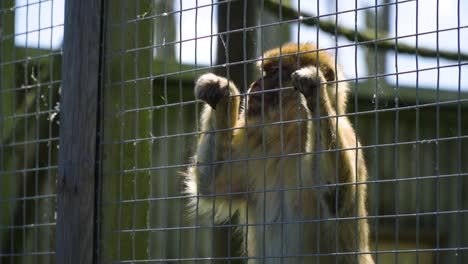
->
[15,0,64,49]
[15,0,467,91]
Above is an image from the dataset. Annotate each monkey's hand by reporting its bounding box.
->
[195,73,231,110]
[292,67,326,112]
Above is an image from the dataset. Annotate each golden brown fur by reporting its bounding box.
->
[185,43,374,263]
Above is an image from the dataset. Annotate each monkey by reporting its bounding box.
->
[185,43,374,263]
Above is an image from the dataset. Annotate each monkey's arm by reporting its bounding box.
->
[293,66,372,262]
[292,67,367,215]
[187,73,243,209]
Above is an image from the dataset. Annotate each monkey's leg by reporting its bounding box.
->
[193,73,241,195]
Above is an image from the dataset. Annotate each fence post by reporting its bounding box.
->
[56,0,102,263]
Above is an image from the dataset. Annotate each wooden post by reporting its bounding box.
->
[56,0,101,263]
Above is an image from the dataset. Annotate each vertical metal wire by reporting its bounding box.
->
[10,44,17,263]
[176,32,184,261]
[0,4,4,262]
[148,0,155,260]
[243,2,252,260]
[117,0,125,260]
[21,3,29,260]
[333,1,340,262]
[414,1,421,262]
[173,2,185,259]
[241,2,249,260]
[314,1,323,261]
[161,0,170,259]
[291,3,304,264]
[372,1,380,263]
[227,0,235,258]
[12,10,18,260]
[191,0,201,259]
[132,1,138,259]
[455,0,462,262]
[50,1,59,262]
[294,4,305,263]
[393,1,401,263]
[277,1,285,262]
[435,0,441,262]
[353,2,361,263]
[209,0,216,260]
[34,4,42,263]
[176,2,184,259]
[259,1,267,262]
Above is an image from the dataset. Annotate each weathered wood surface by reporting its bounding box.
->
[56,0,101,263]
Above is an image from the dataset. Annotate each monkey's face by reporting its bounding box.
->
[246,67,295,116]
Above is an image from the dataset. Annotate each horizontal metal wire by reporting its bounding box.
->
[104,21,467,59]
[103,48,468,89]
[104,247,468,263]
[1,0,53,11]
[0,165,58,175]
[0,53,62,68]
[101,96,467,146]
[97,133,468,177]
[106,0,415,29]
[1,24,65,42]
[0,222,56,231]
[0,251,56,257]
[0,193,56,203]
[101,208,468,235]
[99,172,468,208]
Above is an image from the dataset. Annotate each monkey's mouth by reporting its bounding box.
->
[245,68,295,116]
[246,83,290,116]
[246,90,280,116]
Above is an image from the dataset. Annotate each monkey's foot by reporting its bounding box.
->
[195,73,230,110]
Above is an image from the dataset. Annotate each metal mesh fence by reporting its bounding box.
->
[0,0,61,263]
[1,0,468,263]
[97,0,468,263]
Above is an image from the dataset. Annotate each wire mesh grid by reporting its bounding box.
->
[0,0,62,263]
[95,0,468,263]
[96,0,468,263]
[1,0,468,263]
